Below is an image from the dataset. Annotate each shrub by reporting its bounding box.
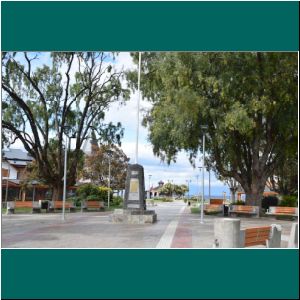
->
[67,196,81,207]
[86,194,101,201]
[191,207,200,214]
[261,196,279,210]
[98,186,113,203]
[280,195,298,207]
[112,196,123,206]
[77,183,100,199]
[231,200,245,205]
[76,183,112,202]
[161,197,173,202]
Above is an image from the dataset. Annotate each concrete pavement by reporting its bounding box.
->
[1,201,297,248]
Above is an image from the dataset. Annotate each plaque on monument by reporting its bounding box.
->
[124,164,146,210]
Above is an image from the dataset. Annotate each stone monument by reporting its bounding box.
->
[110,164,157,224]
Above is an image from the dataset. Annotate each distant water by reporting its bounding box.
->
[187,195,226,200]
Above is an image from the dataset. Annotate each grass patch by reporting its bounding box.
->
[191,207,200,214]
[2,207,33,214]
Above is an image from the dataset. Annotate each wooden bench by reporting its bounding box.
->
[51,201,75,212]
[229,205,259,218]
[243,226,271,247]
[266,206,298,220]
[240,225,282,248]
[204,204,224,215]
[210,199,224,205]
[6,201,41,214]
[81,201,104,212]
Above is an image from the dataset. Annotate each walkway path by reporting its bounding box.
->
[1,201,297,248]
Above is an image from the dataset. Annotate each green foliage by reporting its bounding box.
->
[86,194,101,201]
[159,182,188,197]
[279,195,298,207]
[2,52,129,200]
[98,186,113,203]
[160,197,173,202]
[76,183,112,202]
[128,52,298,204]
[67,196,81,207]
[190,207,200,214]
[231,200,245,206]
[152,197,172,202]
[83,144,129,189]
[112,195,123,206]
[77,183,100,199]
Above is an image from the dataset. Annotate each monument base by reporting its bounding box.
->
[109,209,157,224]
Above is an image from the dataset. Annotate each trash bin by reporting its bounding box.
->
[40,200,49,210]
[223,205,229,216]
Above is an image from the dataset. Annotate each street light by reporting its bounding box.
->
[4,162,10,204]
[200,125,208,224]
[198,167,203,206]
[31,180,38,206]
[107,149,113,209]
[62,127,76,221]
[208,168,211,201]
[186,179,191,201]
[171,179,175,200]
[148,174,152,199]
[195,174,199,205]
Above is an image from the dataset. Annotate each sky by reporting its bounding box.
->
[4,52,230,197]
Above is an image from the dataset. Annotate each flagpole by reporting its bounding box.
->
[135,52,141,164]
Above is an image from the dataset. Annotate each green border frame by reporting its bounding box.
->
[1,1,299,51]
[1,1,299,299]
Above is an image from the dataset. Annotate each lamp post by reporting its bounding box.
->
[148,174,152,199]
[198,167,203,207]
[186,179,191,201]
[208,168,211,201]
[107,149,113,209]
[195,175,199,205]
[62,127,76,221]
[171,179,175,200]
[5,162,10,203]
[31,180,38,206]
[62,133,69,221]
[200,125,208,224]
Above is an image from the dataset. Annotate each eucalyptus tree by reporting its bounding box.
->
[127,52,298,206]
[2,52,129,200]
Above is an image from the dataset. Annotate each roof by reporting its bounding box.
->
[3,149,33,162]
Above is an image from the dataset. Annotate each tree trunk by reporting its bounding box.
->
[52,184,63,201]
[244,183,265,207]
[230,189,236,202]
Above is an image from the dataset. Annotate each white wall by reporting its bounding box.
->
[2,161,18,179]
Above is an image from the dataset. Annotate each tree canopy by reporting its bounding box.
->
[127,52,298,205]
[159,182,188,198]
[83,143,129,190]
[2,52,129,200]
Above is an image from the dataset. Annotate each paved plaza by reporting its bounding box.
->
[1,201,297,248]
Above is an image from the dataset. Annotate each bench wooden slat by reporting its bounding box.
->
[275,208,296,213]
[245,240,267,247]
[245,226,271,233]
[15,201,33,208]
[210,199,224,205]
[53,201,73,209]
[244,226,271,247]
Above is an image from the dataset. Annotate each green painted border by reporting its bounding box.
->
[1,1,299,299]
[1,1,299,51]
[2,249,299,299]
